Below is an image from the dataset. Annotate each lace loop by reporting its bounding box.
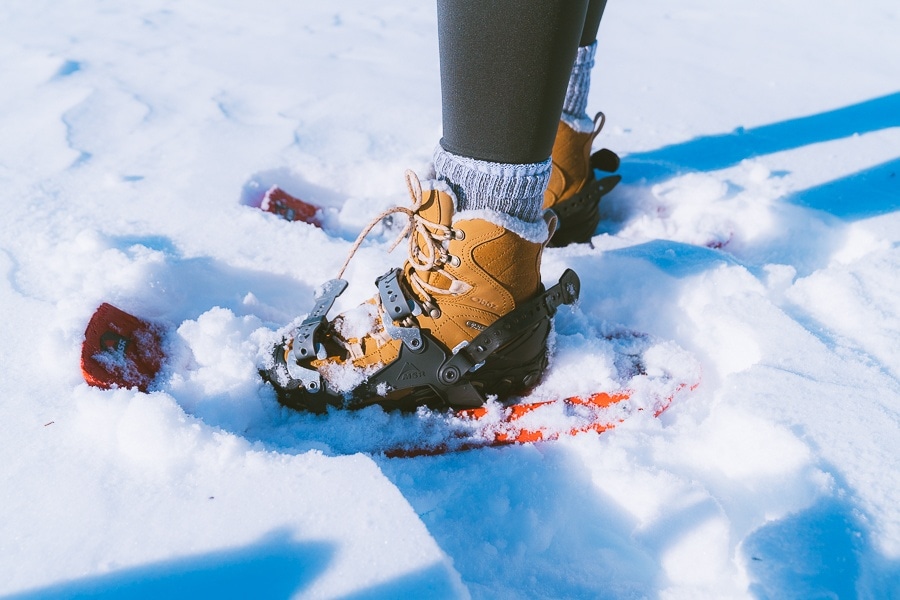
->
[335,170,464,313]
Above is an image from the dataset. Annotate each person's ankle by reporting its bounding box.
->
[432,145,550,224]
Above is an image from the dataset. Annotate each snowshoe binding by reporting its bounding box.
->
[544,112,621,247]
[260,170,580,413]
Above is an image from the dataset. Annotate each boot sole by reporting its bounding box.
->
[264,312,551,413]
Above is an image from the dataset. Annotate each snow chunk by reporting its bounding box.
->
[167,307,271,431]
[333,301,380,340]
[318,359,381,395]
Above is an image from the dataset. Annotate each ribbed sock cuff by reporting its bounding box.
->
[433,146,550,224]
[562,41,597,123]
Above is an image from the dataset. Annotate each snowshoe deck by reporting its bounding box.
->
[384,380,697,458]
[79,302,699,458]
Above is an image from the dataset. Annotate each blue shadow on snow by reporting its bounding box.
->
[104,233,314,326]
[602,238,737,278]
[789,156,900,220]
[7,530,334,599]
[377,445,663,599]
[619,91,900,187]
[743,496,900,599]
[55,59,82,78]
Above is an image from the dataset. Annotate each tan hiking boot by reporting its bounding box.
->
[543,113,621,246]
[262,170,580,412]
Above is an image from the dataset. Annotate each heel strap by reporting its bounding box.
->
[438,269,580,384]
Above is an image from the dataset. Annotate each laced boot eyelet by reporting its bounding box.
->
[423,301,442,319]
[453,229,465,240]
[448,254,461,268]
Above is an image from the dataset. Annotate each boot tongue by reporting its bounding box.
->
[407,184,456,295]
[418,184,454,229]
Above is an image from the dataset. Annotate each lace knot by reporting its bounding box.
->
[335,170,465,314]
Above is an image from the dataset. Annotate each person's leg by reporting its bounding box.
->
[581,0,607,46]
[544,0,621,246]
[434,0,589,224]
[563,0,608,129]
[437,0,589,165]
[264,1,589,411]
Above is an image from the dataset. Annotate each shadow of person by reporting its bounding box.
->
[7,529,334,599]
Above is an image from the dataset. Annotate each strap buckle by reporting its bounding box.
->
[286,278,348,393]
[439,268,580,382]
[377,268,424,352]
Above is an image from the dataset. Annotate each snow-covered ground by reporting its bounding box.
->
[2,0,899,597]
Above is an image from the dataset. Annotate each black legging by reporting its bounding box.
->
[437,0,608,165]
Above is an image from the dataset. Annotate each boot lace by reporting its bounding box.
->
[336,170,465,319]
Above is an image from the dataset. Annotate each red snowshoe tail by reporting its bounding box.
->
[81,303,165,392]
[459,390,634,445]
[384,378,701,459]
[385,391,639,457]
[261,186,321,226]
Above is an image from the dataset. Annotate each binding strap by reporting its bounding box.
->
[286,278,348,393]
[437,269,580,386]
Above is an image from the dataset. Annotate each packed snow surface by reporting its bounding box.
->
[2,0,899,598]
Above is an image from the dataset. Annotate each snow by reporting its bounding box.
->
[1,0,899,597]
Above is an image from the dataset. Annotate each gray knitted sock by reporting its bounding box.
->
[433,146,550,224]
[562,41,597,123]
